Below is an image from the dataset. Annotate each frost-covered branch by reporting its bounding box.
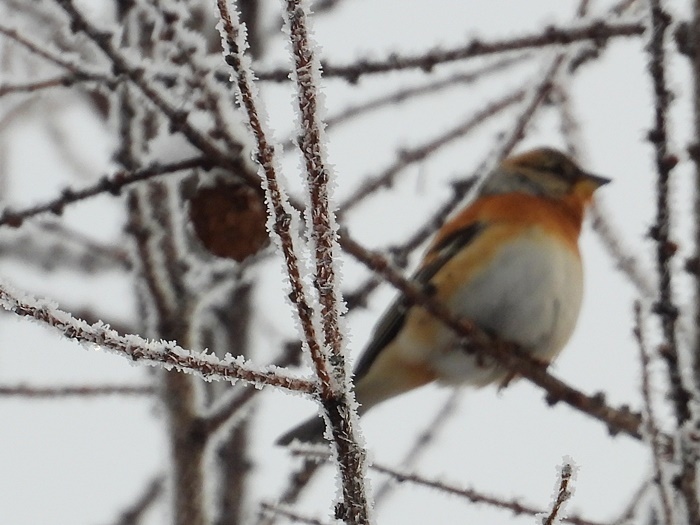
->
[0,280,315,393]
[542,462,575,525]
[257,19,644,82]
[283,0,371,520]
[645,0,688,421]
[215,0,327,398]
[52,0,256,182]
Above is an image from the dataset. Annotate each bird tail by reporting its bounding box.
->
[276,414,327,445]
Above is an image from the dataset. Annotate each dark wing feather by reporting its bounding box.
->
[352,222,484,381]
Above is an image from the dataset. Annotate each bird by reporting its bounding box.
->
[277,147,610,445]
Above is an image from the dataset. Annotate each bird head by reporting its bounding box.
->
[481,148,610,202]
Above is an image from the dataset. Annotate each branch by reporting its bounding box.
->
[338,89,526,217]
[323,55,528,131]
[0,24,115,85]
[0,384,154,397]
[216,0,327,398]
[646,2,700,519]
[542,462,575,525]
[259,503,329,525]
[634,302,674,525]
[111,476,165,525]
[0,74,110,96]
[374,392,461,506]
[257,19,644,82]
[645,0,689,422]
[0,157,210,228]
[372,462,598,525]
[283,1,370,522]
[52,0,257,184]
[0,280,315,393]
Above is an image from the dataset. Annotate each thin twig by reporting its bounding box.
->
[0,24,114,84]
[324,55,528,131]
[111,476,165,525]
[374,391,461,506]
[259,503,329,525]
[554,85,657,299]
[0,157,210,228]
[645,0,689,422]
[0,75,110,96]
[542,462,575,525]
[372,463,598,525]
[0,384,155,397]
[256,460,323,525]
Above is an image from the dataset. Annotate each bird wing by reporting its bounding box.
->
[352,221,485,381]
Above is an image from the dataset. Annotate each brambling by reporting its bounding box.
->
[278,147,610,445]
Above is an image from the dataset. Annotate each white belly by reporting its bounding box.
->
[428,232,583,385]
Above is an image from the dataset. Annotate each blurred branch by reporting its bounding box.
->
[0,75,108,97]
[111,476,164,525]
[0,157,210,228]
[0,384,154,397]
[338,88,526,218]
[0,226,129,274]
[374,391,461,506]
[0,24,115,85]
[645,0,689,421]
[634,302,674,525]
[554,85,657,298]
[257,19,644,82]
[687,0,700,411]
[323,55,528,131]
[646,1,699,520]
[53,0,257,182]
[260,503,329,525]
[256,460,323,525]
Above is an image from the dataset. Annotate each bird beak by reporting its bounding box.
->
[582,172,611,187]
